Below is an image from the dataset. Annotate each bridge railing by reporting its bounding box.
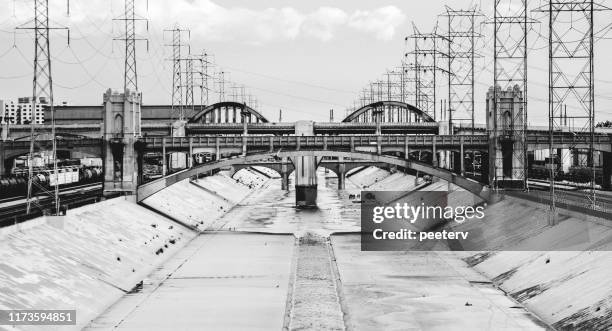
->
[1,138,103,148]
[140,135,490,151]
[526,133,611,146]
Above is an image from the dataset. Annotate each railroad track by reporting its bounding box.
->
[0,183,107,227]
[508,188,612,219]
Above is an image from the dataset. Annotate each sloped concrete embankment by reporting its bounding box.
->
[0,168,273,330]
[424,178,612,330]
[348,167,612,330]
[141,168,272,230]
[449,197,612,331]
[0,198,197,331]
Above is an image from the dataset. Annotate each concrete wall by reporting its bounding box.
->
[0,198,197,330]
[347,166,612,330]
[141,169,270,230]
[451,197,612,330]
[347,167,391,189]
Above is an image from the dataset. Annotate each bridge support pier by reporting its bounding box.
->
[188,138,193,168]
[338,157,346,190]
[460,137,465,176]
[169,121,187,171]
[294,121,317,207]
[161,138,167,176]
[102,89,142,196]
[432,139,438,167]
[603,151,611,191]
[281,157,290,191]
[559,148,572,173]
[0,141,5,176]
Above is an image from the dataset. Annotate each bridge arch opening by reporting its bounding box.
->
[138,150,490,202]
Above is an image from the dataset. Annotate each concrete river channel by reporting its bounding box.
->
[84,170,549,330]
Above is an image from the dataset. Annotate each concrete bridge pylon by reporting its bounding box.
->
[294,121,317,207]
[103,89,143,196]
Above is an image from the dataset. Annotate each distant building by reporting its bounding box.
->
[0,97,50,124]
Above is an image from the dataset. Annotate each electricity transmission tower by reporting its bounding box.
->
[16,0,69,215]
[217,71,226,103]
[113,0,148,92]
[441,6,483,134]
[195,51,213,110]
[183,56,195,115]
[408,23,449,120]
[535,0,610,216]
[165,25,190,121]
[491,0,531,190]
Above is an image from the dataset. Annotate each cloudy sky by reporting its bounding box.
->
[1,0,611,124]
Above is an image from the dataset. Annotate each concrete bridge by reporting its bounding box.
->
[0,121,440,140]
[229,159,391,190]
[137,150,493,203]
[4,131,608,170]
[2,90,611,206]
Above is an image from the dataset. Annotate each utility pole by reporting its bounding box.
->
[164,25,190,121]
[492,0,532,191]
[183,56,194,116]
[217,71,226,102]
[534,0,609,217]
[441,6,483,134]
[17,0,69,215]
[113,0,148,92]
[409,23,449,121]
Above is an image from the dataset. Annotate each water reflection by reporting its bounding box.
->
[218,170,362,236]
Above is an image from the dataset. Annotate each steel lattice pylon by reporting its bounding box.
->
[491,0,531,190]
[217,71,226,103]
[409,23,449,121]
[113,0,148,92]
[442,6,483,134]
[17,0,68,215]
[184,57,194,115]
[165,26,190,121]
[196,51,213,110]
[534,0,609,216]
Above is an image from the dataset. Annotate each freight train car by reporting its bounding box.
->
[0,162,103,199]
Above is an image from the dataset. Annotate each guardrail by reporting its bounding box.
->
[141,134,490,151]
[1,138,103,149]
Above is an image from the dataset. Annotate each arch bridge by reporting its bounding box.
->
[343,101,435,123]
[137,149,491,203]
[189,101,269,124]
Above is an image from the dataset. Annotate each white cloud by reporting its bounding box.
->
[348,6,407,41]
[147,1,406,44]
[301,7,348,42]
[0,0,407,44]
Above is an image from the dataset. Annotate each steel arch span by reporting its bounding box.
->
[137,150,491,202]
[189,101,269,124]
[342,101,435,123]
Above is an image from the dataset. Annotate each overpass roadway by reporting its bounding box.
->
[2,132,610,161]
[142,132,611,155]
[1,122,440,139]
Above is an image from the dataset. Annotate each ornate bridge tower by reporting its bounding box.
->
[103,89,143,195]
[486,85,525,189]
